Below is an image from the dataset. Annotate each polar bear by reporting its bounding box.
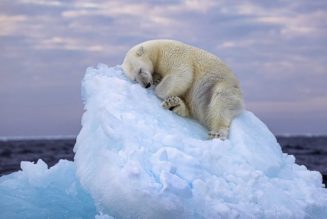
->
[122,39,243,140]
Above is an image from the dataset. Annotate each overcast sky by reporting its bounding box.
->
[0,0,326,137]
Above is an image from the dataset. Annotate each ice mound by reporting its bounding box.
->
[74,64,327,218]
[0,160,96,218]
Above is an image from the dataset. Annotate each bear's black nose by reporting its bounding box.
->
[145,83,151,88]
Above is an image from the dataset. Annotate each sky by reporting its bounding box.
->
[0,0,326,137]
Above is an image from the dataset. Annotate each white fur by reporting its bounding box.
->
[122,39,243,140]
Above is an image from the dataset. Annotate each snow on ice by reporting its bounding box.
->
[1,64,327,219]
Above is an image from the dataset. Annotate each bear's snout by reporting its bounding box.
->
[135,72,152,89]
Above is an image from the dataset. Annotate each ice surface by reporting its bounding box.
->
[0,159,96,218]
[73,64,327,218]
[1,64,326,219]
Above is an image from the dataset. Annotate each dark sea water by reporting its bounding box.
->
[0,137,326,185]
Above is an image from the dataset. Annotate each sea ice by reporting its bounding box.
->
[1,64,326,219]
[74,64,327,218]
[0,159,96,218]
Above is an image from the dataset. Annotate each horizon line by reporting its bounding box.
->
[1,134,327,141]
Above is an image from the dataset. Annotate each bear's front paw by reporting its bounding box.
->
[208,129,229,141]
[162,96,181,111]
[152,73,162,86]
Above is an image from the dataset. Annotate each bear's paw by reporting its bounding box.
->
[162,96,181,111]
[208,129,229,140]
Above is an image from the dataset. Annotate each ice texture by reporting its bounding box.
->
[73,64,327,218]
[0,159,96,218]
[1,64,326,218]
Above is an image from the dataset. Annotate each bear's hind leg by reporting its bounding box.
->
[207,86,243,140]
[162,96,190,117]
[208,116,231,140]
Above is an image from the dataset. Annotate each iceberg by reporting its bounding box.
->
[0,64,326,218]
[74,64,327,218]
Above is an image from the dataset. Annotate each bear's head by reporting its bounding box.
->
[122,45,154,89]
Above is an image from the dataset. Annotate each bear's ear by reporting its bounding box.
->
[136,46,144,56]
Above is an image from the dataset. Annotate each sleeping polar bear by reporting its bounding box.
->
[122,39,243,140]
